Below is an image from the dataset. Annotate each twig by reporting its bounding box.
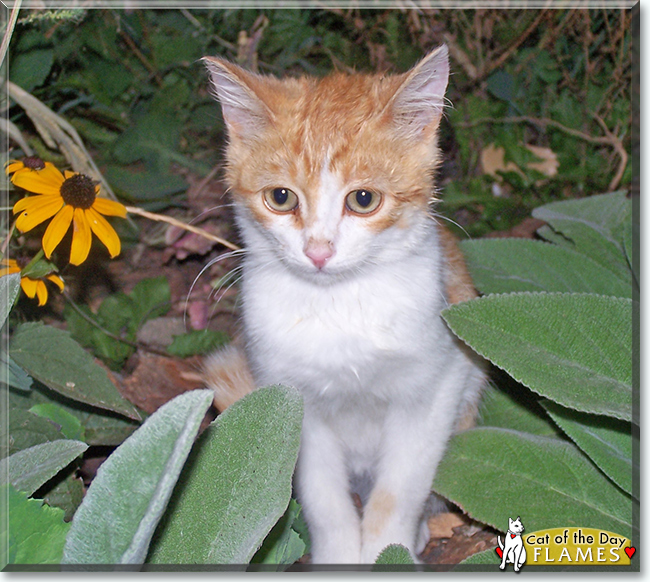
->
[125,205,240,252]
[457,114,628,190]
[482,9,548,79]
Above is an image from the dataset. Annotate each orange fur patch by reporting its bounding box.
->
[215,63,443,233]
[203,344,256,412]
[362,489,397,538]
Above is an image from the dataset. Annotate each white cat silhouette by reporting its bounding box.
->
[497,516,527,572]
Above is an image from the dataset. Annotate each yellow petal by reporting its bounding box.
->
[42,204,74,258]
[63,170,76,179]
[12,163,64,195]
[20,276,38,299]
[35,280,48,306]
[86,207,121,258]
[92,197,127,218]
[5,161,24,175]
[45,273,65,291]
[14,196,65,233]
[69,208,92,266]
[1,259,19,269]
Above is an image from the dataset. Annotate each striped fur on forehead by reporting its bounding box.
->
[207,47,449,227]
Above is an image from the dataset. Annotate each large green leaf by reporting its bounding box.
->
[0,440,87,496]
[433,427,633,539]
[542,401,635,498]
[477,382,560,438]
[460,239,631,297]
[532,191,631,282]
[148,385,303,565]
[442,293,632,422]
[9,322,142,421]
[63,389,213,565]
[1,483,70,567]
[5,384,139,450]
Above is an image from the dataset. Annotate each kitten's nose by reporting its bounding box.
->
[304,240,335,269]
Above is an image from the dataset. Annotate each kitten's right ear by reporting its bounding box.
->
[202,57,271,140]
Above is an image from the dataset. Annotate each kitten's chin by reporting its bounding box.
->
[285,259,363,285]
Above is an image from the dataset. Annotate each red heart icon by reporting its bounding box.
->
[625,547,636,559]
[511,534,516,538]
[495,547,503,559]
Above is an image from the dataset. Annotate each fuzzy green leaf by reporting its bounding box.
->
[442,293,632,422]
[148,385,303,565]
[1,483,70,567]
[477,384,559,437]
[433,427,633,539]
[0,273,20,328]
[63,389,213,564]
[373,544,416,569]
[542,401,635,498]
[460,239,631,297]
[9,322,142,421]
[0,440,87,496]
[532,191,631,282]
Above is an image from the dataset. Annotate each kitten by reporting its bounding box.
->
[202,45,486,564]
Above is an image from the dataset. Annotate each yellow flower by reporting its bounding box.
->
[11,164,127,266]
[5,156,48,178]
[0,258,65,307]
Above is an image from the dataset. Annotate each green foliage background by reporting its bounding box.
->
[1,5,636,571]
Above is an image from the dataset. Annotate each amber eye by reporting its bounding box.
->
[263,188,299,213]
[345,189,382,215]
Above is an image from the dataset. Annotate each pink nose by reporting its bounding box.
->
[304,240,335,269]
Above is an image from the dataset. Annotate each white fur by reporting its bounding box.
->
[233,186,484,564]
[205,45,485,564]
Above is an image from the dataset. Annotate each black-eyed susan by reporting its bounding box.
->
[10,163,127,266]
[5,156,48,178]
[0,258,64,306]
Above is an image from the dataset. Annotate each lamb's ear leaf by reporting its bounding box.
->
[203,56,270,140]
[433,427,634,540]
[147,385,303,565]
[389,45,449,138]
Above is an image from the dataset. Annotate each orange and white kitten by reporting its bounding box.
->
[203,46,486,564]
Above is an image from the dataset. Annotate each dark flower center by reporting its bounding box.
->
[60,174,97,209]
[23,157,46,170]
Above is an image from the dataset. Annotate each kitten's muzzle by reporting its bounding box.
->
[304,239,335,269]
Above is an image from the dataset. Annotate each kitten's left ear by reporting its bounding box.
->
[388,45,449,140]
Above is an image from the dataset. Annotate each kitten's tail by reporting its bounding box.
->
[203,344,256,411]
[497,536,504,550]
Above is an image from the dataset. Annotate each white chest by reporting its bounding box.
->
[241,257,446,401]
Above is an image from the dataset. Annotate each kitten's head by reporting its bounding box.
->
[203,47,449,281]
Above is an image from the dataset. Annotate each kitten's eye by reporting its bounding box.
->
[263,188,299,213]
[345,189,382,215]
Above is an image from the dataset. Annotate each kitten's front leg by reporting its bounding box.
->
[359,401,457,563]
[295,413,362,564]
